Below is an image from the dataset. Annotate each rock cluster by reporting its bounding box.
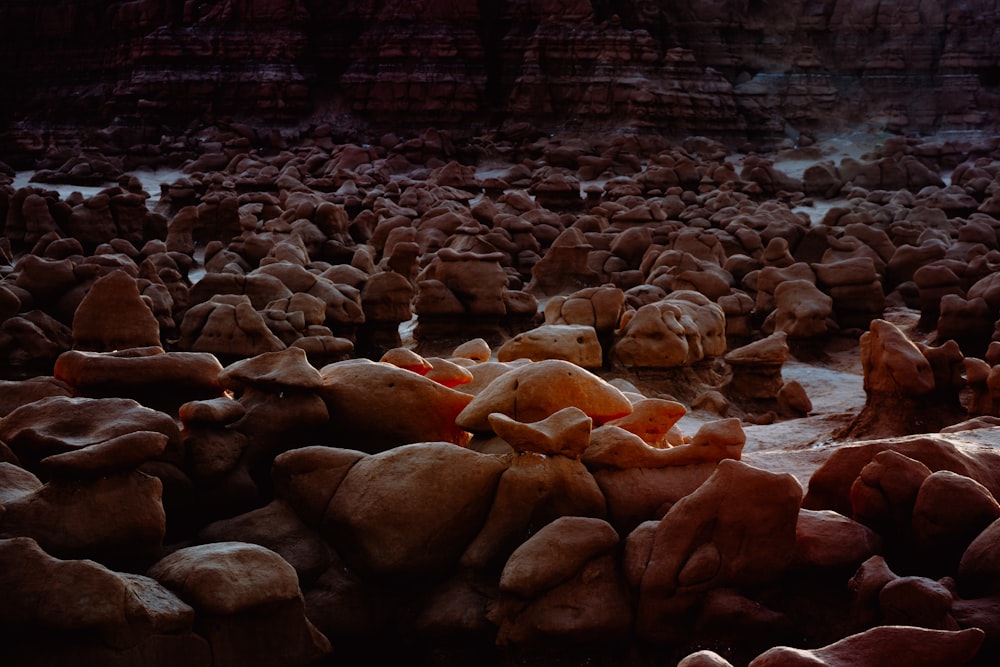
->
[6,126,1000,665]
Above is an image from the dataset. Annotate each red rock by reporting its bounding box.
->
[747,626,983,667]
[456,359,632,432]
[325,442,507,577]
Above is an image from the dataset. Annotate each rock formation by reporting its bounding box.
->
[3,0,1000,158]
[7,96,1000,667]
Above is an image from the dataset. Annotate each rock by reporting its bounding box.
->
[527,227,600,297]
[496,323,603,368]
[271,446,367,526]
[793,509,882,570]
[325,443,507,577]
[461,442,608,571]
[747,626,984,667]
[178,294,286,358]
[0,310,73,370]
[543,285,627,346]
[850,448,933,537]
[379,347,433,375]
[959,517,1000,597]
[456,359,632,432]
[148,542,331,666]
[777,380,812,415]
[0,395,181,471]
[197,500,333,584]
[72,269,162,351]
[452,337,492,363]
[318,358,473,451]
[0,536,209,666]
[725,331,789,400]
[611,293,726,368]
[771,279,833,338]
[913,470,1000,573]
[878,575,956,630]
[607,398,686,447]
[488,406,592,457]
[491,516,629,645]
[634,459,802,641]
[0,376,73,418]
[289,334,354,368]
[840,319,957,438]
[54,348,223,413]
[422,356,475,388]
[218,346,322,394]
[0,470,166,564]
[803,435,1000,520]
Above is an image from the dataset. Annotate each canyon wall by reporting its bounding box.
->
[1,0,999,143]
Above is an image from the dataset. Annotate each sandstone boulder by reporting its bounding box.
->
[148,541,331,666]
[0,536,209,666]
[325,443,507,577]
[319,358,473,451]
[456,359,632,432]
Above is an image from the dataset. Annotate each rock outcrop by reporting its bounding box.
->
[3,0,999,154]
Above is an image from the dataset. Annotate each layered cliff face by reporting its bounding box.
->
[1,0,999,142]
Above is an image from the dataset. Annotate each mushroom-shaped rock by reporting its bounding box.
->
[179,397,250,487]
[610,302,690,368]
[862,319,934,396]
[148,541,331,666]
[178,294,286,358]
[0,395,182,471]
[319,358,473,451]
[635,459,803,641]
[608,398,686,446]
[456,359,632,432]
[324,443,507,577]
[218,346,323,394]
[772,279,833,338]
[724,331,789,400]
[840,319,953,438]
[54,347,224,413]
[496,324,603,368]
[489,406,592,457]
[72,269,161,351]
[490,516,630,645]
[747,626,984,667]
[0,536,209,665]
